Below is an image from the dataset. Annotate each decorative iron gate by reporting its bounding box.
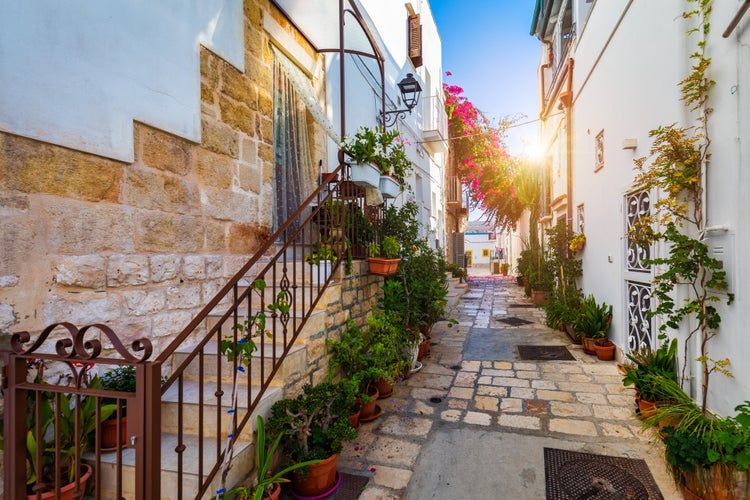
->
[624,190,654,352]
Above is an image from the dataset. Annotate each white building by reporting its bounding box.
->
[531,0,750,417]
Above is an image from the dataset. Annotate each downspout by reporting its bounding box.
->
[564,63,573,226]
[338,0,346,167]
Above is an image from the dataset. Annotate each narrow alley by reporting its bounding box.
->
[336,273,681,500]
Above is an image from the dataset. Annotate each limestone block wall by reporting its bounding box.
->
[0,0,329,355]
[286,260,385,395]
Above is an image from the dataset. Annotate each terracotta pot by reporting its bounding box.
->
[101,415,128,449]
[27,464,92,500]
[368,257,400,276]
[564,325,582,345]
[292,453,339,497]
[348,406,361,429]
[266,482,281,500]
[359,385,379,419]
[417,337,431,361]
[581,336,597,355]
[374,378,394,399]
[594,341,615,361]
[531,290,550,306]
[638,398,657,419]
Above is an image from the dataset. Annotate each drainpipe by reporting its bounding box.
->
[338,0,345,167]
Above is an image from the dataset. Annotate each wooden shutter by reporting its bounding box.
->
[408,14,423,68]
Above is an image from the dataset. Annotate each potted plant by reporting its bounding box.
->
[218,416,322,500]
[100,364,137,449]
[327,313,410,417]
[305,243,338,283]
[342,127,413,192]
[368,236,401,276]
[500,262,510,276]
[22,368,116,499]
[266,383,357,497]
[569,233,586,252]
[621,338,678,413]
[576,294,612,355]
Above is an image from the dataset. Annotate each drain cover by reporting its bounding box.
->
[517,345,575,361]
[545,448,664,499]
[559,460,648,499]
[497,316,533,326]
[509,304,535,308]
[429,397,443,404]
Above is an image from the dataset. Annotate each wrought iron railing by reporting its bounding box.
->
[3,162,374,499]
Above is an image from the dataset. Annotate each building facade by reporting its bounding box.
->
[531,0,750,417]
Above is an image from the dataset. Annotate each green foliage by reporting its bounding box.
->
[446,263,467,280]
[369,236,400,259]
[386,246,449,330]
[27,376,116,488]
[543,286,583,331]
[575,295,612,339]
[342,127,413,187]
[544,220,583,287]
[629,0,730,411]
[305,244,338,266]
[622,338,679,401]
[266,383,357,463]
[380,202,422,259]
[327,313,411,398]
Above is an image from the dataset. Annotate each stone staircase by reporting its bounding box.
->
[93,261,346,499]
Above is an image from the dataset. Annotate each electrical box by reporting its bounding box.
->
[705,230,734,295]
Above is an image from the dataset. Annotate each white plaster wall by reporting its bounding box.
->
[557,0,750,416]
[0,0,243,162]
[326,0,446,249]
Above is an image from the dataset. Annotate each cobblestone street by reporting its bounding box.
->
[338,274,680,499]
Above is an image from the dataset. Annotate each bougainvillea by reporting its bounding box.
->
[444,76,524,229]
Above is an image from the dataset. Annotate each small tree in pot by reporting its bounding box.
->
[266,383,357,497]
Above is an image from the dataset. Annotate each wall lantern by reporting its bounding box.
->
[383,73,422,127]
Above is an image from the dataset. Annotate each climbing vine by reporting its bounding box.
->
[629,0,732,413]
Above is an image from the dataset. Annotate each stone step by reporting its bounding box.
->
[160,379,282,438]
[172,339,308,386]
[229,277,341,311]
[89,432,255,500]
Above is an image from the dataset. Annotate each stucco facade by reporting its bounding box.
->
[532,0,750,417]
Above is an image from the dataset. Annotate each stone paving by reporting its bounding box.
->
[338,274,681,499]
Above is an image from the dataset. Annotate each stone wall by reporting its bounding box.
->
[0,0,328,355]
[286,260,385,394]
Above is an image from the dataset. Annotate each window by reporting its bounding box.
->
[482,249,490,258]
[594,129,604,172]
[408,13,422,68]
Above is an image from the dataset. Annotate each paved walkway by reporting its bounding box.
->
[339,273,681,499]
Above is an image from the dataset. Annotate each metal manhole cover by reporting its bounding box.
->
[544,448,664,500]
[497,316,533,326]
[517,345,575,361]
[559,460,649,499]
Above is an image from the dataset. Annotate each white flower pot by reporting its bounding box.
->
[350,162,381,189]
[308,261,333,284]
[379,175,401,199]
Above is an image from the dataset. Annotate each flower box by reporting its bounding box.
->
[368,257,400,276]
[379,175,401,199]
[350,162,380,189]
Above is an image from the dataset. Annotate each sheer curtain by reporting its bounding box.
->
[272,51,316,237]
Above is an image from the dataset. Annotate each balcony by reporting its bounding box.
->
[446,175,462,207]
[422,95,448,154]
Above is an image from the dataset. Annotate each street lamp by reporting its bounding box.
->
[383,73,422,127]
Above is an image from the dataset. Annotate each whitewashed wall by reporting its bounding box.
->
[0,0,243,162]
[544,0,750,416]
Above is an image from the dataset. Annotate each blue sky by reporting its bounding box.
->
[430,0,540,155]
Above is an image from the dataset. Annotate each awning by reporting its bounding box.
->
[270,0,383,60]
